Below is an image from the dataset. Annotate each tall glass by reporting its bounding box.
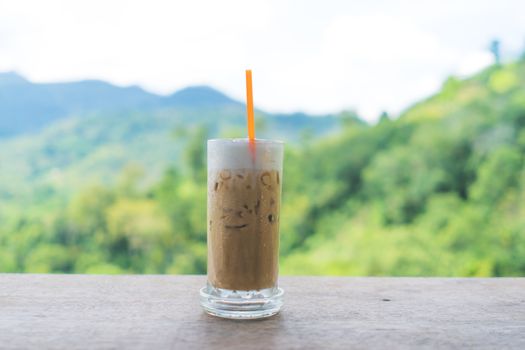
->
[200,138,284,319]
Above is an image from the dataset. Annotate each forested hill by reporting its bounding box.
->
[282,60,525,276]
[0,72,236,136]
[0,72,339,137]
[0,73,340,203]
[1,61,524,276]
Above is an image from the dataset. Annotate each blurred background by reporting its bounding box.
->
[0,0,524,276]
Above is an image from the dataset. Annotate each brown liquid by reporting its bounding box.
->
[207,168,281,290]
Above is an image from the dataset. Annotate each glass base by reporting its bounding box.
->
[200,283,284,320]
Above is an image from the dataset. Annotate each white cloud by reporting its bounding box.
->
[0,0,523,121]
[457,52,494,76]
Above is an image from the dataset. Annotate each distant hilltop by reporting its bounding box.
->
[0,72,242,137]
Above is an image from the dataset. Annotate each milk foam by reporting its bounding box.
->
[208,139,284,171]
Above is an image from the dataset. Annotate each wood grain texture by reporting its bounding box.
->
[0,275,524,349]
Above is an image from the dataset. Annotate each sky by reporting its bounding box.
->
[0,0,524,121]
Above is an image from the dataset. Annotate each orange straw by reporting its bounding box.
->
[245,69,256,156]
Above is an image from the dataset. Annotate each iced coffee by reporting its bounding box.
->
[200,138,284,319]
[208,167,280,290]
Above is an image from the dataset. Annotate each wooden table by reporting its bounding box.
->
[1,275,524,349]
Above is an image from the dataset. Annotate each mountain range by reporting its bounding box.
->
[0,71,339,137]
[0,72,342,207]
[1,61,525,277]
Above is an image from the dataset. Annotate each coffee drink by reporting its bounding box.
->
[208,168,280,290]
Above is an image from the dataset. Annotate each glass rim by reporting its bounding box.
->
[208,138,285,145]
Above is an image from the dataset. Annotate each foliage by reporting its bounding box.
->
[1,61,525,276]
